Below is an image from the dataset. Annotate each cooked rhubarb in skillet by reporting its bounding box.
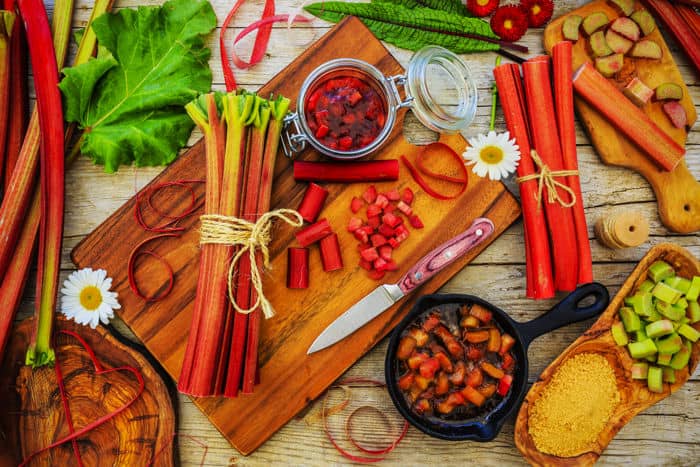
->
[395,304,517,421]
[305,75,386,151]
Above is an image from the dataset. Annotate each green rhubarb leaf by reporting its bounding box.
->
[372,0,470,17]
[304,2,498,54]
[59,0,216,172]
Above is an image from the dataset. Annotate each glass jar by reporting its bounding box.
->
[281,45,477,160]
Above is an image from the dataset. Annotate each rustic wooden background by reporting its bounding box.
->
[16,0,700,464]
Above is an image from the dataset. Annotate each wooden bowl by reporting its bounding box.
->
[514,243,700,466]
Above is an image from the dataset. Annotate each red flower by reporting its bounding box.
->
[520,0,554,27]
[490,5,529,42]
[466,0,500,17]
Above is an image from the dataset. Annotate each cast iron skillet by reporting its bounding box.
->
[385,282,609,441]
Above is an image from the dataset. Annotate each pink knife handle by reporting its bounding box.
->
[398,218,494,294]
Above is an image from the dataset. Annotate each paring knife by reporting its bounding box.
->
[307,217,495,354]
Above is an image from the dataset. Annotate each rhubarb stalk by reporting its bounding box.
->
[19,0,67,367]
[493,63,554,299]
[552,41,593,285]
[0,11,15,194]
[294,160,400,183]
[641,0,700,74]
[523,57,579,292]
[240,95,290,394]
[3,0,24,191]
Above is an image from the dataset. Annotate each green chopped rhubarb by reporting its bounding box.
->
[648,260,675,283]
[562,15,583,41]
[620,306,642,332]
[669,343,691,370]
[583,11,610,35]
[638,279,655,293]
[686,276,700,301]
[625,293,654,317]
[678,324,700,342]
[664,276,691,294]
[631,362,649,379]
[628,338,658,359]
[688,301,700,323]
[646,307,663,322]
[646,319,674,338]
[630,9,655,36]
[647,365,664,393]
[652,282,682,304]
[662,367,676,383]
[676,297,689,310]
[657,301,685,321]
[612,321,629,345]
[657,353,672,366]
[654,82,682,101]
[635,328,648,342]
[609,0,634,15]
[656,333,682,354]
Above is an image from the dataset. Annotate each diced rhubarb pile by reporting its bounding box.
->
[348,185,423,280]
[304,76,386,152]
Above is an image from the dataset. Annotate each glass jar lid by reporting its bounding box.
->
[405,46,477,134]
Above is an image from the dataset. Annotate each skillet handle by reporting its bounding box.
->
[517,282,609,348]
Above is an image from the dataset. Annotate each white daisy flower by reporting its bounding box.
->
[462,130,521,181]
[60,268,121,329]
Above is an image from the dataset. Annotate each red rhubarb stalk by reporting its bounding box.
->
[522,57,578,292]
[19,0,67,367]
[572,62,685,171]
[294,160,400,183]
[493,63,554,299]
[0,11,15,193]
[320,233,343,272]
[641,0,700,74]
[240,95,291,395]
[297,182,329,223]
[3,0,24,191]
[675,4,700,45]
[287,247,309,289]
[296,218,333,247]
[552,41,593,285]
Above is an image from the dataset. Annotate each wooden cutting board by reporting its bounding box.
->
[71,16,520,455]
[544,1,699,234]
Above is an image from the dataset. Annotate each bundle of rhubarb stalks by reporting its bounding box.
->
[494,41,592,299]
[178,90,290,397]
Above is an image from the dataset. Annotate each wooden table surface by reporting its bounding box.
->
[18,0,699,464]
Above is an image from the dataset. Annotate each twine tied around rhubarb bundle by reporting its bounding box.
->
[515,150,578,209]
[199,209,303,319]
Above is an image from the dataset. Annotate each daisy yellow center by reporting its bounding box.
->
[479,145,505,165]
[477,0,489,5]
[79,286,103,311]
[504,19,513,29]
[532,4,541,15]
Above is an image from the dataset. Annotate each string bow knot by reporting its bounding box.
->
[515,150,578,209]
[199,209,303,318]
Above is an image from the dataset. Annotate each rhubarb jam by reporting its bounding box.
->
[304,75,387,152]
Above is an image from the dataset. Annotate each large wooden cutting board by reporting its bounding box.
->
[544,1,699,234]
[71,17,520,455]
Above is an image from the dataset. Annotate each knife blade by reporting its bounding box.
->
[307,217,495,354]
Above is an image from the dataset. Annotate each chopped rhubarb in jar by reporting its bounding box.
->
[305,75,387,152]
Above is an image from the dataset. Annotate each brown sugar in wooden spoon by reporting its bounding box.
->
[515,243,700,466]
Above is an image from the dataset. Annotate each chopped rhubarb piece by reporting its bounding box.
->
[383,203,396,213]
[502,352,515,371]
[374,194,389,208]
[589,30,613,57]
[479,384,498,399]
[347,216,363,232]
[378,245,393,261]
[353,229,368,244]
[466,345,483,361]
[435,372,450,395]
[378,224,395,237]
[407,352,430,370]
[408,327,429,346]
[384,259,399,271]
[370,233,387,247]
[350,196,364,213]
[629,39,662,59]
[362,185,378,204]
[481,361,505,379]
[434,325,464,358]
[398,372,414,390]
[394,225,410,242]
[382,212,402,228]
[409,215,424,229]
[605,30,633,54]
[294,160,400,183]
[422,313,440,332]
[449,361,466,385]
[434,352,453,372]
[401,187,414,205]
[319,233,343,272]
[360,247,379,262]
[461,386,486,407]
[464,330,490,343]
[582,11,609,36]
[366,204,382,218]
[497,374,513,396]
[414,398,431,414]
[623,77,654,107]
[373,257,388,272]
[610,16,640,41]
[368,269,385,280]
[595,53,624,77]
[359,259,372,271]
[630,9,655,37]
[367,215,381,229]
[608,0,634,15]
[413,374,431,390]
[469,305,492,323]
[386,189,400,201]
[562,14,583,41]
[499,333,516,355]
[396,336,418,360]
[359,225,374,235]
[397,201,413,216]
[655,82,683,101]
[287,248,309,289]
[465,368,484,388]
[315,124,329,139]
[663,101,688,128]
[388,238,400,249]
[296,218,332,246]
[487,328,501,353]
[297,183,329,223]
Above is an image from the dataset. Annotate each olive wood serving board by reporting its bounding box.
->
[70,17,520,455]
[0,316,176,466]
[515,243,700,466]
[544,1,699,233]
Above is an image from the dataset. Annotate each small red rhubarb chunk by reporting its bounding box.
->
[382,212,401,228]
[398,372,414,390]
[378,224,395,237]
[368,269,385,280]
[386,189,400,201]
[366,204,382,218]
[497,374,513,396]
[360,247,379,262]
[394,225,410,242]
[407,352,429,369]
[409,214,424,229]
[353,229,368,244]
[396,336,417,360]
[370,233,387,247]
[419,357,440,378]
[362,185,377,203]
[378,245,393,261]
[359,259,372,271]
[347,216,363,232]
[388,238,400,249]
[367,215,381,229]
[374,194,389,208]
[397,201,413,216]
[401,187,414,205]
[373,257,388,272]
[663,101,688,129]
[350,196,364,213]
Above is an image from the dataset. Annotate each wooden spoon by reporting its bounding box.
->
[514,243,700,466]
